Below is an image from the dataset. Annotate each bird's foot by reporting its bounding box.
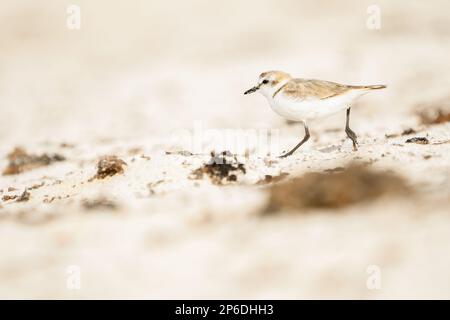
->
[278,151,294,158]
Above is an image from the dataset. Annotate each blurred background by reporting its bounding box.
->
[0,0,450,299]
[1,0,449,144]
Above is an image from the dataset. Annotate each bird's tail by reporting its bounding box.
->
[359,84,387,90]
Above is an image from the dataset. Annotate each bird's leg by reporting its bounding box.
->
[345,108,358,151]
[279,122,310,158]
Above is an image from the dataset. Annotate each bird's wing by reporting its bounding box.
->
[281,79,354,101]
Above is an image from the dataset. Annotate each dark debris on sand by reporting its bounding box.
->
[265,164,410,212]
[324,167,345,174]
[3,147,65,176]
[165,150,193,156]
[418,109,450,125]
[81,198,118,211]
[257,172,289,185]
[191,151,246,185]
[90,156,127,181]
[405,137,429,145]
[1,190,30,203]
[385,128,417,139]
[16,190,31,202]
[2,194,18,202]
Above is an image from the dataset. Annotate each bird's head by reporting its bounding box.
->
[244,71,292,98]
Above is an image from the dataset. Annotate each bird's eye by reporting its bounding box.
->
[262,79,269,84]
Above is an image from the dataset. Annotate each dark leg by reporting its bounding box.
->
[345,108,358,151]
[279,122,310,158]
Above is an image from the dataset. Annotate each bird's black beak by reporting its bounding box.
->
[244,85,260,95]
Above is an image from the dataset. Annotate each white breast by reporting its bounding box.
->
[267,90,369,121]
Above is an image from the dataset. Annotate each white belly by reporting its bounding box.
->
[268,90,368,121]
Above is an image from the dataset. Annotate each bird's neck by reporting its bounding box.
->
[263,78,290,99]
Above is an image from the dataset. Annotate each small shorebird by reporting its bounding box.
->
[244,71,386,158]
